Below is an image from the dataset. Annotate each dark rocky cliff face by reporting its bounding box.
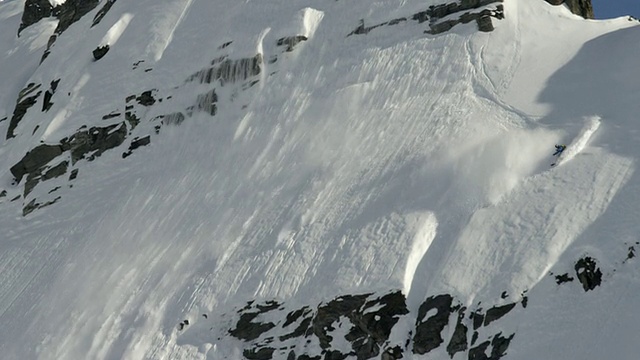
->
[213,290,520,360]
[19,0,100,35]
[544,0,594,19]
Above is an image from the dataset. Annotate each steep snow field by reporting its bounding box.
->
[0,0,639,359]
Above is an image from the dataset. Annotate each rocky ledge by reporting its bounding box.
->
[181,290,523,360]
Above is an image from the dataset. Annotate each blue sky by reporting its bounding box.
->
[592,0,640,18]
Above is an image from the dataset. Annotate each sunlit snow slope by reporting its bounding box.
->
[0,0,639,359]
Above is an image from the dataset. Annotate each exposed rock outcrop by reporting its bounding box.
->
[92,0,117,27]
[186,55,263,85]
[42,79,60,112]
[10,144,64,183]
[217,290,520,360]
[10,123,127,195]
[468,332,515,360]
[413,294,453,355]
[277,36,308,52]
[122,136,151,158]
[484,303,516,326]
[447,308,469,358]
[575,257,602,291]
[555,273,575,284]
[92,45,110,61]
[348,0,505,36]
[544,0,594,19]
[21,0,101,61]
[19,0,100,35]
[7,83,42,139]
[55,0,101,34]
[18,0,53,35]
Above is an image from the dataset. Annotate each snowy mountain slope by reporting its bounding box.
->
[0,0,640,359]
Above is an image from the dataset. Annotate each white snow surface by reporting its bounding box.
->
[0,0,639,359]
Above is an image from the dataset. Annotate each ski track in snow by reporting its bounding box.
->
[0,0,639,359]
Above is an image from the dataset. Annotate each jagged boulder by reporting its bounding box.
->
[574,257,602,291]
[92,45,110,61]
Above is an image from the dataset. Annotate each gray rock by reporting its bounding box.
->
[468,332,515,360]
[446,309,468,358]
[7,83,42,139]
[483,303,516,326]
[54,0,100,35]
[102,112,121,120]
[312,294,369,349]
[24,160,69,196]
[125,111,140,129]
[428,19,459,34]
[243,347,275,360]
[477,15,495,32]
[136,90,156,106]
[381,346,403,360]
[326,350,350,359]
[470,310,484,330]
[34,0,100,62]
[187,55,262,85]
[574,257,602,291]
[122,136,151,158]
[544,0,594,19]
[10,144,64,182]
[469,340,490,360]
[42,79,60,112]
[412,294,453,355]
[22,199,39,216]
[18,0,53,35]
[461,0,481,9]
[92,0,117,27]
[23,196,61,216]
[279,315,312,341]
[565,0,594,19]
[229,301,280,341]
[411,10,430,23]
[277,35,308,52]
[490,332,514,359]
[627,246,635,260]
[162,113,186,126]
[64,122,127,164]
[43,161,69,181]
[196,89,217,116]
[555,273,574,284]
[93,45,110,61]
